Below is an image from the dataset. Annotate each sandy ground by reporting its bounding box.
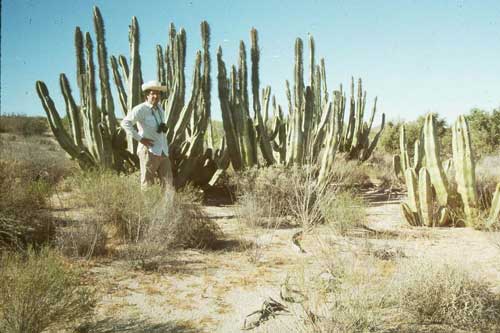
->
[48,189,500,333]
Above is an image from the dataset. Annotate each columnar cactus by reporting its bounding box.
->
[399,113,500,228]
[422,113,450,207]
[452,115,478,223]
[486,184,500,228]
[36,7,221,187]
[36,8,134,172]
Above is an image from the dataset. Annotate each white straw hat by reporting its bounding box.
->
[141,80,168,92]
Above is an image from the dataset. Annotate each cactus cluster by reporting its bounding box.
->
[36,7,224,187]
[398,113,500,228]
[217,32,385,180]
[36,8,134,172]
[36,7,387,189]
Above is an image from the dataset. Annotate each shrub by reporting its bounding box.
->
[56,220,108,258]
[233,165,299,223]
[465,108,500,158]
[311,252,395,332]
[329,159,372,190]
[0,114,47,136]
[0,247,95,333]
[156,190,222,249]
[0,160,56,249]
[320,191,367,235]
[395,260,500,328]
[68,170,163,241]
[69,171,221,256]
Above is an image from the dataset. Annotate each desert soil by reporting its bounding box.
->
[51,190,500,333]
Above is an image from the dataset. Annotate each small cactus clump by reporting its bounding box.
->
[399,113,500,228]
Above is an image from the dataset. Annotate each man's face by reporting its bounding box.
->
[146,90,161,106]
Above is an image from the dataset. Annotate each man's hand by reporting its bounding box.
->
[140,138,154,147]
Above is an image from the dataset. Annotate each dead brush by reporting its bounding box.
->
[393,259,500,329]
[119,187,222,268]
[55,220,108,259]
[68,171,222,265]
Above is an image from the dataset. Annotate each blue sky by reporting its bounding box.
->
[1,0,499,123]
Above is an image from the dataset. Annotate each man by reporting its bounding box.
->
[121,80,173,188]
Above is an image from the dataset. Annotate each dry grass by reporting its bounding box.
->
[295,241,500,332]
[0,159,57,250]
[320,191,367,235]
[394,260,500,329]
[67,170,222,266]
[55,220,108,259]
[0,247,95,333]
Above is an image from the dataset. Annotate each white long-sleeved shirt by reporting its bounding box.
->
[120,101,169,156]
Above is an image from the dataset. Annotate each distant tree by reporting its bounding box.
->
[465,108,500,158]
[378,113,450,156]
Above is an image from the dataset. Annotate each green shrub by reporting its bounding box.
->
[395,260,500,328]
[0,247,95,333]
[465,108,500,158]
[378,114,451,156]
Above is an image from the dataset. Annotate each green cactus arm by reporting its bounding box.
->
[419,167,434,227]
[110,55,128,116]
[93,6,116,136]
[85,32,107,165]
[399,124,410,172]
[250,28,275,166]
[285,80,293,116]
[217,47,242,170]
[59,74,83,148]
[262,86,271,128]
[170,52,201,146]
[127,17,142,114]
[486,183,500,228]
[36,81,95,168]
[438,207,450,227]
[361,113,385,162]
[294,38,304,111]
[156,45,166,86]
[393,155,402,178]
[302,86,314,159]
[350,79,364,149]
[201,21,211,120]
[317,106,339,187]
[118,55,129,88]
[413,138,423,173]
[452,115,478,225]
[343,77,356,151]
[313,65,322,122]
[74,27,87,106]
[401,203,420,226]
[423,113,450,206]
[311,100,333,160]
[320,59,328,107]
[404,168,420,217]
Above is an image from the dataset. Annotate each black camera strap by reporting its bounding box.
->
[151,106,163,127]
